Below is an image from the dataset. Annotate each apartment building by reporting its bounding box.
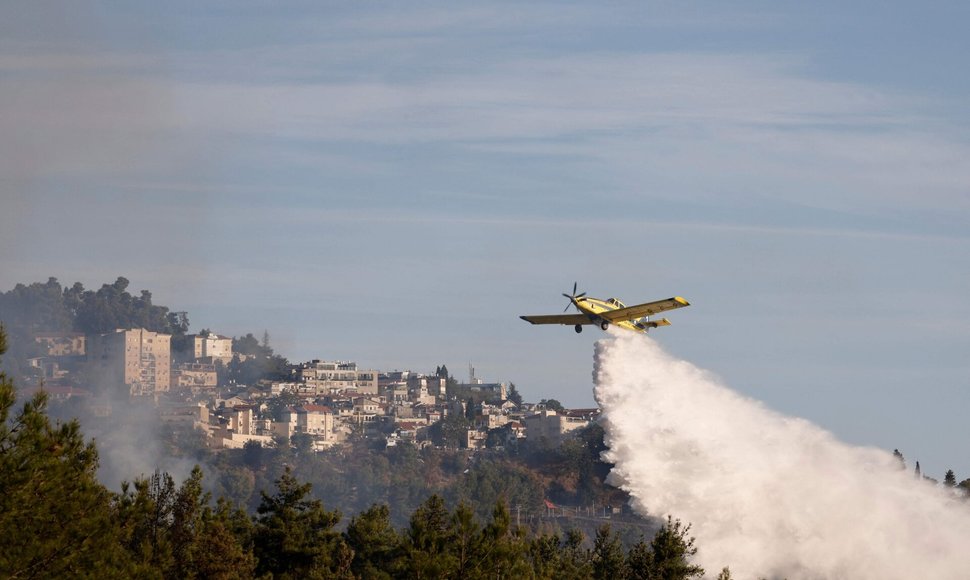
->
[297,360,378,394]
[379,371,446,398]
[171,362,218,391]
[228,405,255,435]
[88,328,171,398]
[275,404,338,442]
[523,408,599,444]
[191,333,234,364]
[449,381,507,403]
[34,332,86,357]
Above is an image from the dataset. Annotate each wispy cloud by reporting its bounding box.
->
[4,12,967,220]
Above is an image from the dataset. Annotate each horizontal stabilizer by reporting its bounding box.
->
[635,317,671,330]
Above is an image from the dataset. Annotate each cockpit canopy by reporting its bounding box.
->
[606,298,626,308]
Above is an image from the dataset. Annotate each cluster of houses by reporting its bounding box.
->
[25,328,600,452]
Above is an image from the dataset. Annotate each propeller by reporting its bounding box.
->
[562,282,587,312]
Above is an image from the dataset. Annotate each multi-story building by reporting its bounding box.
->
[297,360,378,395]
[523,408,599,444]
[34,332,86,357]
[88,328,171,398]
[191,333,233,364]
[159,401,209,427]
[228,405,255,435]
[449,381,507,403]
[385,382,410,403]
[378,371,407,394]
[275,404,339,443]
[350,396,386,427]
[171,362,218,391]
[465,428,488,450]
[379,371,446,398]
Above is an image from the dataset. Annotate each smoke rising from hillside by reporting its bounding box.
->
[594,332,970,579]
[86,400,198,491]
[43,347,199,491]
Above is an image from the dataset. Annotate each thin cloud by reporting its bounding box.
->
[187,203,970,244]
[167,54,918,141]
[4,33,966,219]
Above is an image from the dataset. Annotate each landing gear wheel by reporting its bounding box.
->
[600,321,609,331]
[574,325,583,333]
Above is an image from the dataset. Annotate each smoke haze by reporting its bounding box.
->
[594,332,970,579]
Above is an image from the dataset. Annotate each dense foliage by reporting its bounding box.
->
[0,328,127,577]
[0,277,296,387]
[0,276,188,338]
[167,416,633,534]
[224,332,292,385]
[0,277,190,377]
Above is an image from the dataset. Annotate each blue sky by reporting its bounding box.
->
[2,2,968,477]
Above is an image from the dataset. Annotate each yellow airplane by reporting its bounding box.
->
[520,283,689,333]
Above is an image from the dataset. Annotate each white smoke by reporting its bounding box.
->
[594,332,970,580]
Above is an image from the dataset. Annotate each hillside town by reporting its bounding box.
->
[24,327,599,452]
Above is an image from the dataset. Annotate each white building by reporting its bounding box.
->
[191,333,233,364]
[274,404,339,443]
[523,408,599,444]
[297,360,379,394]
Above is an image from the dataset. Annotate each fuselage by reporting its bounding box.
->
[572,296,652,332]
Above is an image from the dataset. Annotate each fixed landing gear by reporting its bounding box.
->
[574,325,583,333]
[600,321,609,331]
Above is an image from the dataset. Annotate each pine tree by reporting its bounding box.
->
[345,503,400,579]
[193,497,256,579]
[958,479,970,497]
[944,469,957,487]
[648,516,705,579]
[892,448,906,470]
[450,502,482,578]
[528,533,563,580]
[400,494,456,578]
[116,470,177,572]
[591,524,627,580]
[115,466,256,578]
[559,528,593,579]
[0,326,130,577]
[170,466,209,578]
[626,535,654,580]
[253,466,351,579]
[480,500,531,579]
[506,382,523,406]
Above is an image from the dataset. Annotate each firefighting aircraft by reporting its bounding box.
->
[520,283,689,333]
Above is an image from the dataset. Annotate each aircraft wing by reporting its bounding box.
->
[520,314,594,326]
[600,296,690,323]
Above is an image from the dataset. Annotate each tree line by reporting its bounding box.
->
[0,277,189,377]
[0,276,296,386]
[0,276,188,338]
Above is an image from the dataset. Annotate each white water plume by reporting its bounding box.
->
[594,332,970,579]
